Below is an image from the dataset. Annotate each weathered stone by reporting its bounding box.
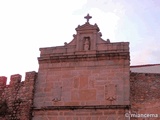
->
[32,14,130,120]
[0,71,37,120]
[1,14,159,120]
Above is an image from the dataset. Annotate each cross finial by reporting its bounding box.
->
[84,14,92,23]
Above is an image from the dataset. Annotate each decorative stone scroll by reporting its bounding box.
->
[105,84,117,102]
[52,83,62,102]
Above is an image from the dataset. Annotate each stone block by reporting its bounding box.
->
[71,90,79,100]
[80,76,88,89]
[79,89,96,101]
[10,74,21,85]
[0,76,7,87]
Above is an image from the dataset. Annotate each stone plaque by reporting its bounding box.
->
[105,84,117,102]
[53,83,62,102]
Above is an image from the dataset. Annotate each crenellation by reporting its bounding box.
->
[0,76,7,89]
[0,71,37,120]
[10,74,21,86]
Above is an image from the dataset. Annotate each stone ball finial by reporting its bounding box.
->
[106,39,110,43]
[73,34,76,38]
[99,32,102,37]
[64,42,67,46]
[94,23,98,27]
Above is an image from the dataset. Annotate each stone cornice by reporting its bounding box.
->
[38,51,130,63]
[33,105,130,111]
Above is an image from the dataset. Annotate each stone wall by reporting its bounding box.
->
[130,72,160,120]
[0,71,37,120]
[33,109,126,120]
[32,19,130,119]
[34,59,130,108]
[33,55,130,119]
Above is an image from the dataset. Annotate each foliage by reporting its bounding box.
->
[0,100,8,116]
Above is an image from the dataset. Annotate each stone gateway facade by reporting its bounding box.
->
[0,14,160,120]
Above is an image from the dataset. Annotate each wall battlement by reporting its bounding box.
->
[0,71,37,120]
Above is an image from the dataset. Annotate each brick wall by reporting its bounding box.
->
[0,71,37,120]
[130,72,160,119]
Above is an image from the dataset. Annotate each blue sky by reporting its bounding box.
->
[0,0,160,82]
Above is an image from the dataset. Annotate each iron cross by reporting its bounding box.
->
[84,14,92,23]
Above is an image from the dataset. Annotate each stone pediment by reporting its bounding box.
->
[67,21,102,47]
[66,14,107,52]
[75,22,100,32]
[38,14,129,62]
